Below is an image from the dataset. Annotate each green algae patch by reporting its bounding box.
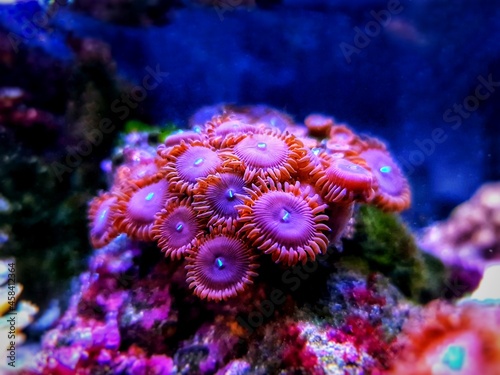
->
[342,206,446,302]
[124,120,176,143]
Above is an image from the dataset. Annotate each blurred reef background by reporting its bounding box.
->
[0,0,500,374]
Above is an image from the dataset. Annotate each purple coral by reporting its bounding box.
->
[162,141,222,194]
[224,130,304,182]
[88,192,118,248]
[153,197,203,260]
[316,157,374,203]
[85,107,412,303]
[359,139,411,211]
[114,177,170,241]
[237,178,330,266]
[186,232,259,301]
[194,171,249,231]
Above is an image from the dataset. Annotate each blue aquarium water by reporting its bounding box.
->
[0,1,499,374]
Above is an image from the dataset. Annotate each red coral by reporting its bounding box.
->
[281,324,319,372]
[331,315,395,369]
